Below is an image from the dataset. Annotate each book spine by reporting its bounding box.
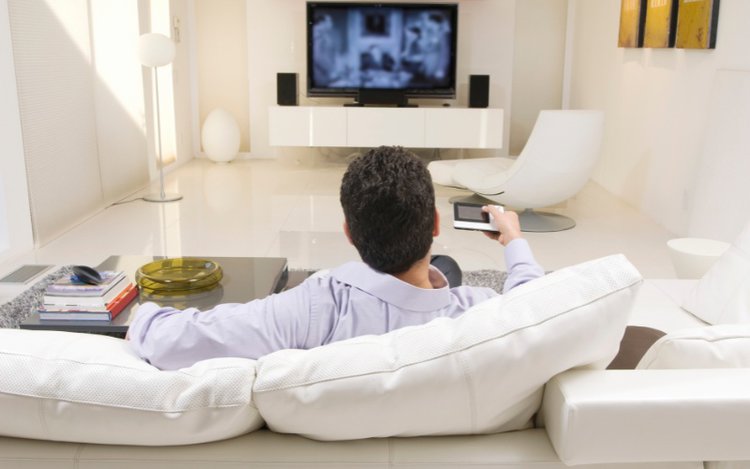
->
[107,285,138,318]
[38,313,112,320]
[39,285,138,321]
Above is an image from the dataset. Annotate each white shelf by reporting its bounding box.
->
[347,107,425,148]
[269,106,503,149]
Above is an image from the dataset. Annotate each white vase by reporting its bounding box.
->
[201,109,240,163]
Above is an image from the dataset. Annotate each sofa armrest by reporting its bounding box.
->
[541,369,750,465]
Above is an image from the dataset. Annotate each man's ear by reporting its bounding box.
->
[343,221,354,245]
[433,208,440,237]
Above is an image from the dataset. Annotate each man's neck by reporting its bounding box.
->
[393,256,433,289]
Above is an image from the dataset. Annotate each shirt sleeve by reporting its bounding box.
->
[127,283,313,370]
[502,238,545,293]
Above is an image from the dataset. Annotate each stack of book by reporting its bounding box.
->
[39,270,138,321]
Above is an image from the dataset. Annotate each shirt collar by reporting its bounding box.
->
[330,262,451,312]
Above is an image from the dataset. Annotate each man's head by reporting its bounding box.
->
[340,146,437,274]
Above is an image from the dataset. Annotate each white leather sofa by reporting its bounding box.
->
[1,249,750,468]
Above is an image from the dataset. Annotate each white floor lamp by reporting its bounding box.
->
[138,33,182,203]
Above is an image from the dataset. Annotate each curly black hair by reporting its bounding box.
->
[340,146,435,274]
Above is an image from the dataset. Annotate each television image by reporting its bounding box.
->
[307,2,458,101]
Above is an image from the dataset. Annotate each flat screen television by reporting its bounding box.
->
[307,2,458,103]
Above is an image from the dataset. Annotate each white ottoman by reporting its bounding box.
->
[427,159,462,187]
[667,238,731,279]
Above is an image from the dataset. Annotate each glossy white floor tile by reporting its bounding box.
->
[1,156,679,302]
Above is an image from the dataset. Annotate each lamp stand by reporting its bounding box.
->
[143,66,182,203]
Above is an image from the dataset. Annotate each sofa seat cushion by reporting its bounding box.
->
[637,324,750,369]
[253,254,642,441]
[0,329,263,446]
[12,427,700,469]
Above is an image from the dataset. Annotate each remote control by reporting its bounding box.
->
[453,202,504,232]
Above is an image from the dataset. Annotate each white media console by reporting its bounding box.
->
[268,106,503,149]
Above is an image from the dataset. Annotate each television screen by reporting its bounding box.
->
[307,2,458,98]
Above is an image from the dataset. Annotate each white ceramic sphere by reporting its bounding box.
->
[138,33,175,67]
[202,109,241,163]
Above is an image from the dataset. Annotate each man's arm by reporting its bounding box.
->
[501,238,544,292]
[127,285,313,370]
[482,206,545,293]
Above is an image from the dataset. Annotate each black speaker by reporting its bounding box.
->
[276,73,298,106]
[468,75,490,108]
[356,88,408,107]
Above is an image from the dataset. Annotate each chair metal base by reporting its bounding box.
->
[517,209,576,232]
[143,193,183,203]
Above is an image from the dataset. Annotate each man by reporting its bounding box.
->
[128,146,544,370]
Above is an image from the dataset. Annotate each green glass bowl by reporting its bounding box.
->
[136,258,223,295]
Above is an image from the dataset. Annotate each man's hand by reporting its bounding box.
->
[482,206,522,246]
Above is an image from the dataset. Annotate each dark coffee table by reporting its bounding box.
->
[20,255,289,337]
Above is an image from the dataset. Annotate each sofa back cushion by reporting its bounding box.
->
[637,324,750,369]
[681,221,750,324]
[0,329,263,445]
[253,254,642,441]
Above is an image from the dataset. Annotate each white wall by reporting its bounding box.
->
[510,0,568,156]
[143,0,193,172]
[7,1,151,246]
[194,0,249,153]
[568,0,750,241]
[188,0,518,159]
[90,0,151,203]
[7,0,104,246]
[171,0,198,168]
[0,0,33,263]
[5,0,170,247]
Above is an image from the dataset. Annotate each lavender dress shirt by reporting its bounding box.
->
[128,239,543,370]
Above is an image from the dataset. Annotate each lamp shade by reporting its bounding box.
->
[138,33,175,67]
